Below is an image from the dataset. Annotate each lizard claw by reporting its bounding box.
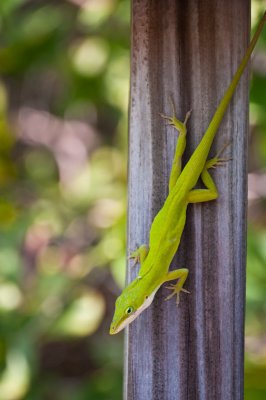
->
[128,253,140,267]
[181,288,190,294]
[184,109,192,125]
[209,157,232,169]
[215,141,232,158]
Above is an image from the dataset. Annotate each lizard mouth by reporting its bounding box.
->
[109,311,139,335]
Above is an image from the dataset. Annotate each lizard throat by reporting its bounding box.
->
[110,287,159,334]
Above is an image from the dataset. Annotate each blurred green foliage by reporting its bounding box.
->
[0,1,265,399]
[0,0,129,398]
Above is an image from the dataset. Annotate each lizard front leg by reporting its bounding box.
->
[162,268,189,305]
[128,244,149,266]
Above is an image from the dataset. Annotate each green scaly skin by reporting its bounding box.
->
[110,12,266,335]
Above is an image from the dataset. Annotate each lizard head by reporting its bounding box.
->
[109,279,158,335]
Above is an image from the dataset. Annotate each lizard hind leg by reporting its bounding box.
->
[188,141,232,204]
[159,100,192,191]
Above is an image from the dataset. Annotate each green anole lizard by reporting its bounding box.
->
[110,12,266,335]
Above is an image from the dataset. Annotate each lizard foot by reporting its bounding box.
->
[128,251,140,267]
[159,97,192,131]
[164,283,190,305]
[128,244,149,267]
[207,157,232,169]
[206,141,232,169]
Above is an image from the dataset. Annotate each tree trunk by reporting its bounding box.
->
[125,1,249,399]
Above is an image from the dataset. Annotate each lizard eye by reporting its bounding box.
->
[125,306,134,315]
